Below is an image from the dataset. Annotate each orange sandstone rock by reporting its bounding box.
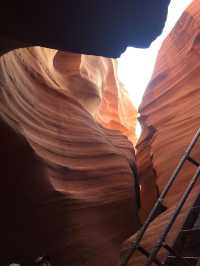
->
[96,60,137,145]
[0,47,139,266]
[121,1,200,265]
[137,0,200,214]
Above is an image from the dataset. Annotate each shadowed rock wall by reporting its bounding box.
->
[0,1,170,57]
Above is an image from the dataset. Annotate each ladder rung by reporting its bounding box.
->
[187,156,200,167]
[167,256,199,259]
[166,256,198,266]
[120,129,200,266]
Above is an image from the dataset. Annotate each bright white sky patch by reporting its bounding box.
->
[118,0,193,138]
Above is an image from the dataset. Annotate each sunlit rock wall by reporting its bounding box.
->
[0,47,139,265]
[120,2,200,265]
[137,0,200,218]
[95,60,137,145]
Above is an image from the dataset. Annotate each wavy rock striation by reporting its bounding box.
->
[121,1,200,265]
[0,47,139,266]
[137,0,200,214]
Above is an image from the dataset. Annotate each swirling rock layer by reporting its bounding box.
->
[0,48,139,265]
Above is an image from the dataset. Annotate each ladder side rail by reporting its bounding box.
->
[144,166,200,266]
[120,128,200,266]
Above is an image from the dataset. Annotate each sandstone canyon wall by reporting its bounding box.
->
[95,60,137,145]
[121,1,200,265]
[137,0,200,216]
[0,47,139,265]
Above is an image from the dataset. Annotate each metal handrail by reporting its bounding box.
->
[145,166,200,266]
[121,128,200,266]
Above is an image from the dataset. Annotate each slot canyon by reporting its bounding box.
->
[1,1,200,266]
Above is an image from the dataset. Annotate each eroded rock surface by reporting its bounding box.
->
[0,47,139,265]
[120,1,200,265]
[137,0,200,214]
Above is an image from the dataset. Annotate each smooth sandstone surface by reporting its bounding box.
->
[0,47,139,265]
[137,0,200,215]
[95,60,137,145]
[121,1,200,265]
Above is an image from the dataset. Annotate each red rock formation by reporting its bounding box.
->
[120,1,200,265]
[137,0,200,215]
[95,60,137,145]
[0,47,139,265]
[53,51,137,144]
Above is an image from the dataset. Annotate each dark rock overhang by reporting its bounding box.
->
[0,0,170,57]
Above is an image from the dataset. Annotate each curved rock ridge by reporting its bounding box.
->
[0,47,139,265]
[95,60,137,145]
[137,0,200,213]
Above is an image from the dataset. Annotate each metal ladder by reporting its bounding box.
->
[121,128,200,266]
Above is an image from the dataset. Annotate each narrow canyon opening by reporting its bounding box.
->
[118,0,193,139]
